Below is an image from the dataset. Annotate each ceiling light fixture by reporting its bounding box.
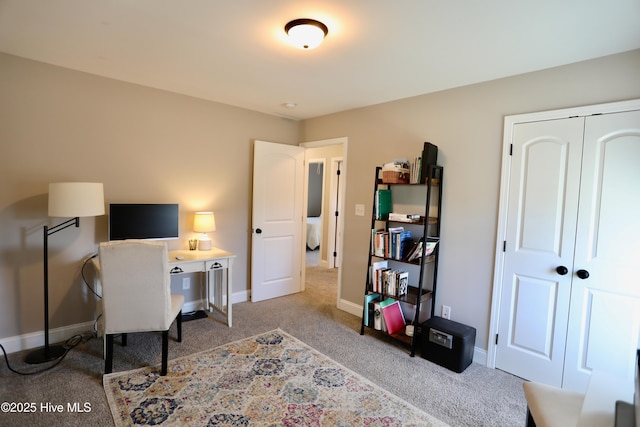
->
[285,18,328,50]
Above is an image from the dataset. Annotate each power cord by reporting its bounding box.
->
[0,334,87,375]
[81,253,101,299]
[81,252,104,336]
[1,252,102,375]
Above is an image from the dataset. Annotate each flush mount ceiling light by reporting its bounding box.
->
[285,18,328,50]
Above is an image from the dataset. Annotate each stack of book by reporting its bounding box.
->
[388,212,421,223]
[371,227,413,260]
[365,296,406,334]
[370,260,409,297]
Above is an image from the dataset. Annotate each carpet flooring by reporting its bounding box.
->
[0,266,527,426]
[104,329,449,426]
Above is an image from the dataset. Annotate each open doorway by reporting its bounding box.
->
[306,160,324,267]
[301,138,346,307]
[302,142,344,270]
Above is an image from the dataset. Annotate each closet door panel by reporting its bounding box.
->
[495,118,584,386]
[563,109,640,391]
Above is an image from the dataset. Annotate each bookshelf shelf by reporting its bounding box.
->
[361,163,443,357]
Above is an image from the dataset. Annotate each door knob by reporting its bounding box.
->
[576,269,590,279]
[556,266,568,275]
[255,228,262,234]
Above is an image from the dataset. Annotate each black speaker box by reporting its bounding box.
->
[420,142,438,184]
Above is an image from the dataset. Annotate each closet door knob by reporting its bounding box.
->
[556,266,568,275]
[255,228,262,234]
[576,269,590,279]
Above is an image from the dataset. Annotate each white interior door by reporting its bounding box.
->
[562,110,640,391]
[495,117,585,386]
[251,140,305,302]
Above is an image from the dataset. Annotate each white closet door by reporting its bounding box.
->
[562,110,640,391]
[495,117,584,386]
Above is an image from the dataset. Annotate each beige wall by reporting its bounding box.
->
[2,49,639,355]
[0,53,298,341]
[300,49,640,352]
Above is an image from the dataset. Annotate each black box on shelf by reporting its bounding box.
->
[419,316,476,373]
[420,142,438,184]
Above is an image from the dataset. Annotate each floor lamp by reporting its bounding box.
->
[25,182,105,364]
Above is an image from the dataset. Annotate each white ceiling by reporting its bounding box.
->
[1,0,639,120]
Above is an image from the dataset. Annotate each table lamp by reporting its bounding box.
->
[25,182,105,364]
[194,212,216,251]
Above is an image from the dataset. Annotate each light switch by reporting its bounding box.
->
[355,204,365,216]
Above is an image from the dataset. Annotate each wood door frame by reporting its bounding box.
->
[488,98,640,369]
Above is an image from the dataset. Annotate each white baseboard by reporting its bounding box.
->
[3,293,490,367]
[346,299,489,367]
[0,321,95,355]
[2,291,251,355]
[338,298,362,317]
[232,290,249,304]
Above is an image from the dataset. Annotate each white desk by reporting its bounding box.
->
[93,247,236,327]
[168,248,236,327]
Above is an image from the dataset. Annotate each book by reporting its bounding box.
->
[364,293,381,327]
[372,230,388,257]
[396,231,413,260]
[388,212,421,222]
[405,239,423,262]
[371,260,388,292]
[407,240,438,262]
[373,301,386,331]
[382,269,397,295]
[387,226,404,259]
[375,189,392,220]
[398,271,409,296]
[410,156,422,184]
[380,298,405,335]
[423,241,438,257]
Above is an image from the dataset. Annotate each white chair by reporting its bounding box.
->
[523,381,585,427]
[98,240,184,376]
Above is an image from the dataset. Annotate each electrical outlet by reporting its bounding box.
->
[182,277,190,290]
[442,305,451,320]
[355,204,365,216]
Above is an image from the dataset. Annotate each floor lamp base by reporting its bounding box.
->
[24,344,67,364]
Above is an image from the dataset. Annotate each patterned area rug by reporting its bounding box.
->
[104,329,449,426]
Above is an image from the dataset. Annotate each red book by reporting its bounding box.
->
[380,300,405,335]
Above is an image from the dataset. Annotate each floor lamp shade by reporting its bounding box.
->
[48,182,105,217]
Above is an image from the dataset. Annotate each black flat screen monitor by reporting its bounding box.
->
[109,203,179,241]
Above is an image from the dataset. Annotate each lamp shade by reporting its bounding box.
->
[194,212,216,233]
[48,182,105,217]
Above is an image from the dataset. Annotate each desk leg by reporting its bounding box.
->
[227,259,233,327]
[205,261,233,327]
[204,270,210,313]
